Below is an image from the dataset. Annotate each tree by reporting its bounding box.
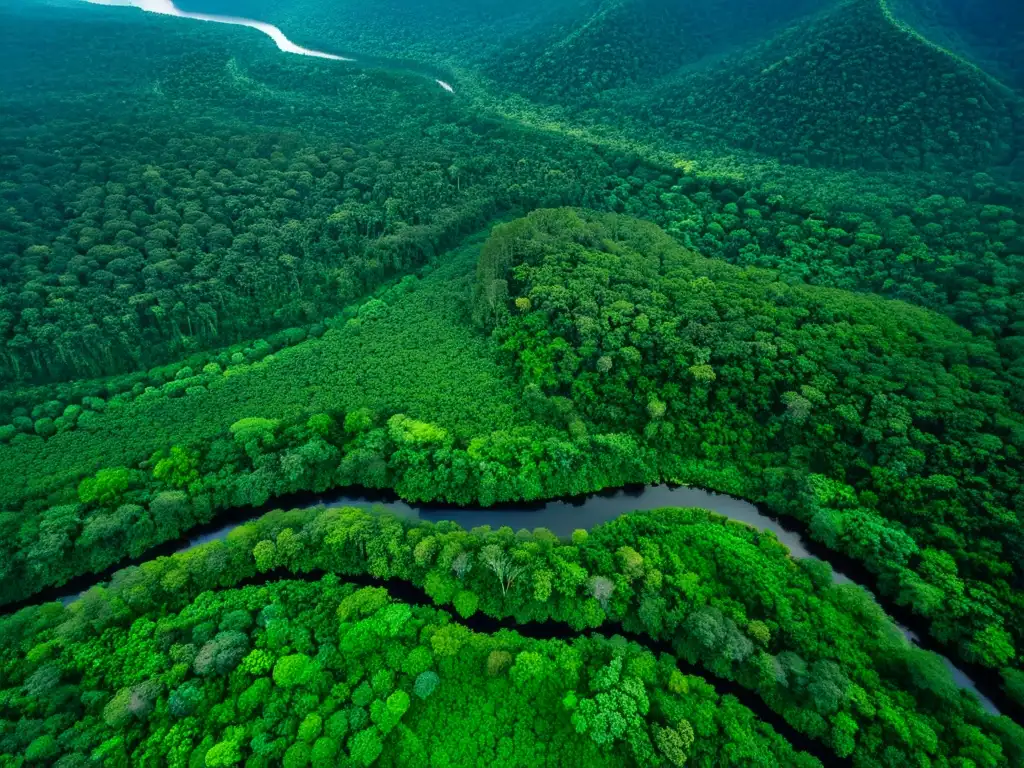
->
[299,714,323,743]
[414,672,439,700]
[653,724,689,767]
[193,631,249,676]
[273,654,315,688]
[589,576,615,609]
[487,650,513,677]
[479,545,526,596]
[451,551,472,579]
[311,737,340,768]
[24,735,60,763]
[283,743,311,768]
[205,740,242,767]
[386,690,410,717]
[153,445,201,489]
[78,467,130,505]
[806,660,850,715]
[510,651,548,691]
[348,728,383,767]
[169,684,203,718]
[453,590,479,618]
[430,624,470,657]
[253,540,276,573]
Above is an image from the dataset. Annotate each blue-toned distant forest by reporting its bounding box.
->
[0,0,1022,765]
[890,0,1024,91]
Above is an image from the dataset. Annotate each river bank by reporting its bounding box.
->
[5,482,1003,715]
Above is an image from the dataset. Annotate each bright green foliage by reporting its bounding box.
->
[23,734,59,763]
[476,209,1024,673]
[452,590,479,618]
[6,503,1017,765]
[153,446,202,490]
[282,742,311,768]
[78,467,130,506]
[205,740,242,767]
[0,577,819,767]
[298,714,323,743]
[273,654,314,688]
[310,737,339,767]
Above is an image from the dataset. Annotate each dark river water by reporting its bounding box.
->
[154,483,1002,715]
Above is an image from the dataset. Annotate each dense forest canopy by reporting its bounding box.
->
[2,505,1022,766]
[474,209,1024,665]
[639,0,1021,171]
[3,0,1024,389]
[0,0,1022,763]
[0,548,824,767]
[486,0,833,102]
[890,0,1024,92]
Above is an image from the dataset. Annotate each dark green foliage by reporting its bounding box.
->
[413,671,439,700]
[3,1,1024,398]
[889,0,1024,92]
[644,0,1022,171]
[492,0,830,103]
[0,2,608,388]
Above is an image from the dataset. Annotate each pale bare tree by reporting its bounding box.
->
[589,575,615,609]
[480,545,526,596]
[451,551,473,580]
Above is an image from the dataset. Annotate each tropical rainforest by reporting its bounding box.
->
[0,0,1022,765]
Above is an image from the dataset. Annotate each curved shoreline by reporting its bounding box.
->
[3,482,1002,716]
[84,0,353,60]
[80,0,460,92]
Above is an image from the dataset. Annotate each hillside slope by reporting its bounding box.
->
[475,208,1024,683]
[639,0,1022,171]
[889,0,1024,93]
[489,0,831,102]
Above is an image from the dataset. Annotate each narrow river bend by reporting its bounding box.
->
[32,483,1001,715]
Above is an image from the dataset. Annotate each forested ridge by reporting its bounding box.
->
[638,0,1022,171]
[489,0,1024,171]
[889,0,1024,93]
[485,0,831,103]
[477,210,1024,672]
[1,0,1022,763]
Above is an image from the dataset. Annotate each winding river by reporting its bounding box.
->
[81,0,457,92]
[36,483,999,715]
[26,0,1005,719]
